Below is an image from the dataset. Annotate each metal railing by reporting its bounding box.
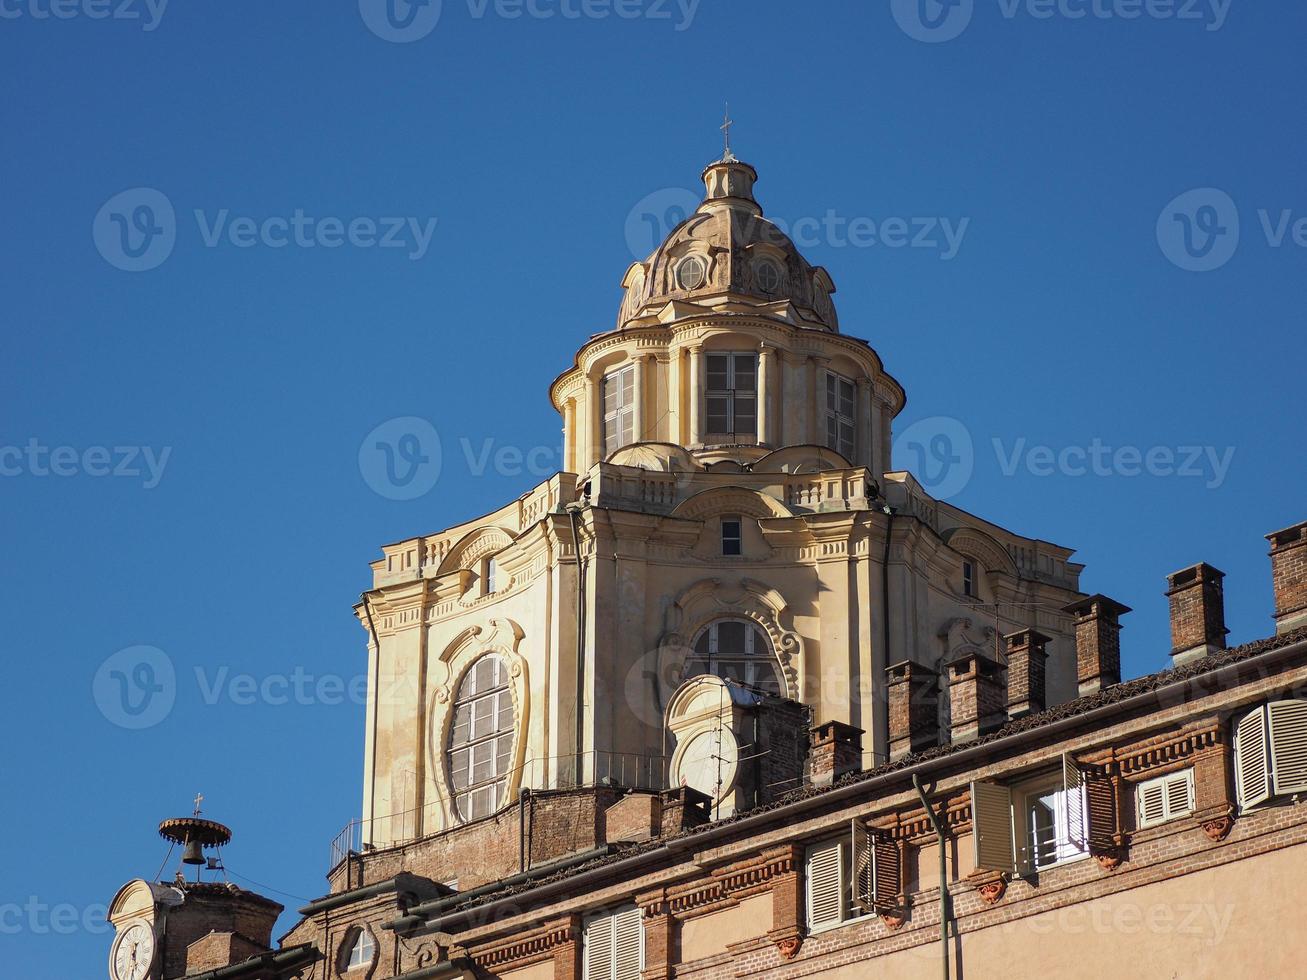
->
[329,750,668,870]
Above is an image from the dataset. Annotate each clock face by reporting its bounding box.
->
[112,921,155,980]
[676,728,738,802]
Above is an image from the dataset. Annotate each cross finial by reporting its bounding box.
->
[193,793,204,817]
[720,103,734,160]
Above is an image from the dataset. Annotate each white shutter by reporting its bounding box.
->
[612,907,643,980]
[805,839,843,930]
[1061,753,1087,852]
[1268,699,1307,796]
[1234,706,1272,809]
[1137,780,1167,828]
[971,780,1015,874]
[582,913,612,980]
[850,819,874,915]
[1165,770,1194,818]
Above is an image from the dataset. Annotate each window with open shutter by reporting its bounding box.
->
[971,780,1016,873]
[1061,753,1087,853]
[583,907,643,980]
[850,820,900,915]
[805,839,844,931]
[1136,769,1194,828]
[1234,706,1272,809]
[1268,699,1307,796]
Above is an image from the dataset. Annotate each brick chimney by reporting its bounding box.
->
[1267,521,1307,634]
[808,720,863,787]
[1062,594,1132,696]
[886,660,939,760]
[1166,563,1228,665]
[947,652,1006,743]
[1005,628,1049,718]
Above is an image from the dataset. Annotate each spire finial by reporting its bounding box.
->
[193,793,204,817]
[720,104,735,161]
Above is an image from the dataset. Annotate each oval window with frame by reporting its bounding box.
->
[676,255,707,290]
[755,260,782,294]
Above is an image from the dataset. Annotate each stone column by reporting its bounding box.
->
[563,398,576,474]
[806,356,820,444]
[856,376,872,467]
[758,343,774,447]
[687,345,702,446]
[585,370,601,468]
[632,355,645,444]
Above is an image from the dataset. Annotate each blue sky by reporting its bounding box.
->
[3,1,1305,975]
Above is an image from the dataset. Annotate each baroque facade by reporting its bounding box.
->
[104,154,1307,980]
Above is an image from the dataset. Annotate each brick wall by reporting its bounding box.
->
[1166,563,1228,660]
[1268,522,1307,632]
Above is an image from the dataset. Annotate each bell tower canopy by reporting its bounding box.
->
[700,157,761,216]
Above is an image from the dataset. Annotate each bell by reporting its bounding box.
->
[182,839,205,866]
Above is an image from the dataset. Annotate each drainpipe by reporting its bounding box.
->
[566,502,588,787]
[913,772,949,980]
[880,505,897,764]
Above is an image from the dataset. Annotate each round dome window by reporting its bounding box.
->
[676,256,707,290]
[755,260,782,294]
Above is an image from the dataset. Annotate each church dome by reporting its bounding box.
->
[617,156,840,332]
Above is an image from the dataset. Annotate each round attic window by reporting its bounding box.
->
[676,256,707,290]
[755,260,782,294]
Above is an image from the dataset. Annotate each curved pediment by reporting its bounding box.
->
[943,527,1020,578]
[436,525,516,577]
[606,442,705,473]
[751,444,851,474]
[669,485,793,522]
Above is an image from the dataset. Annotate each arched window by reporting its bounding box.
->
[686,619,782,695]
[344,928,376,971]
[446,655,516,822]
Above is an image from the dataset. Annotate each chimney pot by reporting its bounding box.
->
[947,652,1006,743]
[886,660,940,760]
[1062,594,1132,695]
[807,720,863,787]
[1166,563,1228,665]
[1005,629,1050,718]
[1267,521,1307,634]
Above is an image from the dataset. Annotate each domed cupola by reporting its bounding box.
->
[617,155,840,332]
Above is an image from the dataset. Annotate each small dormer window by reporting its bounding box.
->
[346,929,376,970]
[755,259,782,294]
[721,516,742,556]
[483,556,498,595]
[676,256,707,290]
[962,561,976,598]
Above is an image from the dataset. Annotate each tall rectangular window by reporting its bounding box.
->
[705,352,757,441]
[721,516,742,556]
[825,372,856,461]
[603,365,636,456]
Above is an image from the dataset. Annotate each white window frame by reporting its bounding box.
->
[1136,769,1195,829]
[1234,699,1307,810]
[446,655,516,823]
[582,906,644,980]
[824,371,857,461]
[602,364,636,456]
[345,929,376,970]
[972,755,1090,876]
[704,352,758,441]
[804,838,871,934]
[720,515,742,557]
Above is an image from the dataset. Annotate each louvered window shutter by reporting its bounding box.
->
[1234,706,1272,809]
[612,907,643,980]
[1137,780,1167,828]
[1084,768,1118,850]
[1061,753,1087,852]
[970,780,1015,873]
[872,830,900,912]
[583,913,613,980]
[805,839,844,930]
[1165,770,1194,817]
[1268,700,1307,796]
[850,820,874,915]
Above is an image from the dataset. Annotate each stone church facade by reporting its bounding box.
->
[103,153,1307,980]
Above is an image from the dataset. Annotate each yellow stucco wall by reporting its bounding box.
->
[679,893,774,963]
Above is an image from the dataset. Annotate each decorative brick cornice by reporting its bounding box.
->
[470,922,575,970]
